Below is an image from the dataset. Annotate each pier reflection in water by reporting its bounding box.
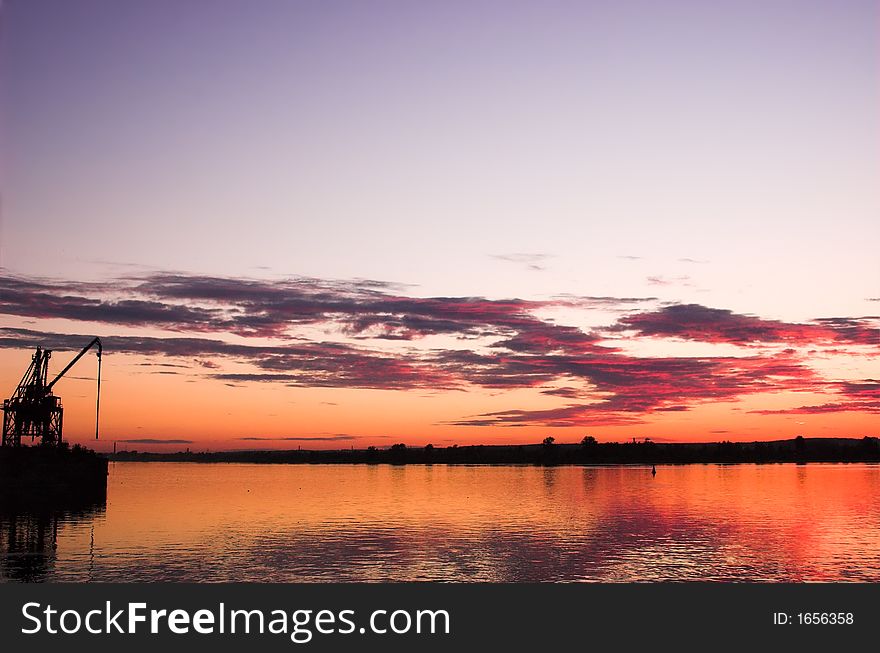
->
[2,462,880,582]
[0,500,106,582]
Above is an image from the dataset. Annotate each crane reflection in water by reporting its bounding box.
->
[0,499,106,582]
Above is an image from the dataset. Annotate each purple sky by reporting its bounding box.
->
[2,1,876,316]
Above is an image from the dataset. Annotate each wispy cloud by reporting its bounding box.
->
[646,275,695,288]
[117,438,194,444]
[0,270,876,428]
[748,380,880,415]
[237,435,359,441]
[491,253,552,271]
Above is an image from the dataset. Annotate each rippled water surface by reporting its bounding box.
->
[2,462,880,582]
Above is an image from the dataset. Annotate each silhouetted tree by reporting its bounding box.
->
[389,442,407,463]
[579,435,598,460]
[541,436,557,464]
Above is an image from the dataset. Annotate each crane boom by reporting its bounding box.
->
[47,337,102,390]
[47,337,102,440]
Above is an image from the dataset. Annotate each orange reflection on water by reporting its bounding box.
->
[12,462,880,582]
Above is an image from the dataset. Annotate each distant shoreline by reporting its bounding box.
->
[107,437,880,465]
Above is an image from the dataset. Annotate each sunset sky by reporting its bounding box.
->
[1,0,877,450]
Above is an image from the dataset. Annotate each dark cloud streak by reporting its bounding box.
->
[0,271,876,428]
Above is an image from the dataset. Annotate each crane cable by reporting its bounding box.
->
[95,350,102,440]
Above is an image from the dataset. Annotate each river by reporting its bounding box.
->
[2,462,878,582]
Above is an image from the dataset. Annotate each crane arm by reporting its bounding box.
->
[47,337,102,390]
[46,337,103,440]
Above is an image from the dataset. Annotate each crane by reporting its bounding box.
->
[2,338,102,448]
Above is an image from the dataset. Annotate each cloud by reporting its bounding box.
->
[615,304,879,347]
[552,294,658,308]
[646,275,694,288]
[448,405,643,428]
[749,402,880,415]
[748,380,880,415]
[0,274,228,332]
[0,271,652,345]
[117,438,194,444]
[811,317,880,346]
[491,253,552,271]
[237,435,358,441]
[541,387,584,398]
[0,271,876,428]
[448,351,820,426]
[2,319,824,426]
[0,326,455,391]
[838,379,880,399]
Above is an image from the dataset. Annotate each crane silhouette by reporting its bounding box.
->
[2,338,102,447]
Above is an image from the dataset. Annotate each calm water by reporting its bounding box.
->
[2,462,879,582]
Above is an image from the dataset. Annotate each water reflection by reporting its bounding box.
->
[0,499,106,582]
[1,462,879,582]
[0,511,58,581]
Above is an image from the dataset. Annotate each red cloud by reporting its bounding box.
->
[615,304,879,347]
[749,380,880,415]
[0,272,876,428]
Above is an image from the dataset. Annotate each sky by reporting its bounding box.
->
[0,0,877,450]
